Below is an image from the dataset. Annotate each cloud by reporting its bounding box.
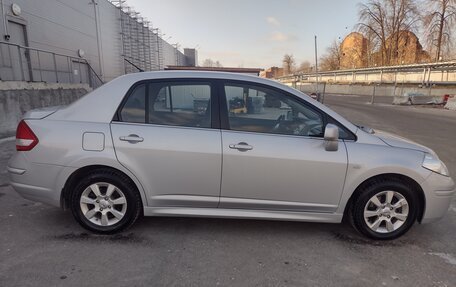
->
[269,31,297,42]
[266,16,281,26]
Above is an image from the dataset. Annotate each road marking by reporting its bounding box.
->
[0,137,15,144]
[428,253,456,266]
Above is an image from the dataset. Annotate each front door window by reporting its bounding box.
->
[224,84,324,137]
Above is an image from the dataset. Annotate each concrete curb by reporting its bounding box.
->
[393,94,445,105]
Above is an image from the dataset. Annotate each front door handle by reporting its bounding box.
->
[229,142,253,151]
[119,134,144,143]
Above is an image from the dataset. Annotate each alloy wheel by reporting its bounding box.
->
[79,182,128,227]
[363,190,409,233]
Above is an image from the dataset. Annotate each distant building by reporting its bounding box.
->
[260,67,284,78]
[184,49,199,67]
[381,30,431,65]
[340,32,368,69]
[339,30,431,69]
[165,66,263,76]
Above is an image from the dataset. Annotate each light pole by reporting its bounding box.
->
[90,0,104,79]
[173,43,180,65]
[152,28,161,70]
[314,35,319,98]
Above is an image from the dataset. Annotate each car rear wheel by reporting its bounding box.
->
[351,179,419,240]
[71,169,141,234]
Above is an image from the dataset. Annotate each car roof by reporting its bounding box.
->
[116,70,281,86]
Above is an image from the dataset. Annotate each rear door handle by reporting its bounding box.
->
[229,142,253,151]
[119,134,144,143]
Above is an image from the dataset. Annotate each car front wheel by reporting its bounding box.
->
[70,169,142,234]
[351,179,419,240]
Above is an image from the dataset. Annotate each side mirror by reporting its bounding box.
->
[324,124,339,151]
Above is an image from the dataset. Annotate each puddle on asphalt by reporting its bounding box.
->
[52,232,149,244]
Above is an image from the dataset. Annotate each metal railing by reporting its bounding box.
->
[0,41,103,88]
[279,61,456,86]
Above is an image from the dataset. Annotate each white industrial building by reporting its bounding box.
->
[0,0,197,87]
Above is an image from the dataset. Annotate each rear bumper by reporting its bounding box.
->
[420,172,455,223]
[7,152,73,207]
[9,181,59,206]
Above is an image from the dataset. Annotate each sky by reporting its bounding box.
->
[126,0,360,68]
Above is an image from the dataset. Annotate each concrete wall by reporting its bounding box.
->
[445,96,456,110]
[162,40,187,67]
[97,0,124,81]
[0,82,90,138]
[293,83,456,98]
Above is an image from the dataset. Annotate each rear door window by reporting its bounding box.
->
[119,81,212,129]
[149,83,211,128]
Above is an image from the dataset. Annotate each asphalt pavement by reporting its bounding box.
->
[0,95,455,287]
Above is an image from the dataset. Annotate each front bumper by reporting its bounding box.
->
[420,172,455,223]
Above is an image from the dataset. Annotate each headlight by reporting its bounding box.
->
[422,153,449,176]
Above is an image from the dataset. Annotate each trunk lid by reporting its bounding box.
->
[23,106,62,120]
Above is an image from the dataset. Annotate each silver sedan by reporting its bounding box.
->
[7,71,455,240]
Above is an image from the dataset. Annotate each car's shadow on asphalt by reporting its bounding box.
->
[5,188,424,248]
[42,207,421,247]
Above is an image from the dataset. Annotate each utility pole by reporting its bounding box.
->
[314,35,319,98]
[91,0,104,80]
[173,43,180,65]
[155,29,161,70]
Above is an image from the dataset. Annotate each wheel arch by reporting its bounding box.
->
[60,165,145,211]
[342,173,425,223]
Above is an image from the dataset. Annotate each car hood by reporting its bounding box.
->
[373,130,435,155]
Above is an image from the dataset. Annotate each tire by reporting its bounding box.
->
[70,168,142,234]
[351,178,419,240]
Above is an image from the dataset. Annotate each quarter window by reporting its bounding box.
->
[224,84,324,137]
[120,84,146,123]
[119,82,211,128]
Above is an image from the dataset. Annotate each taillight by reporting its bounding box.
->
[16,120,39,151]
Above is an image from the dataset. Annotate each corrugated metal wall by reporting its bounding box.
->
[0,0,189,83]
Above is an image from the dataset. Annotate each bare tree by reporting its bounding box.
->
[423,0,456,61]
[297,61,312,73]
[358,0,388,65]
[282,54,296,75]
[357,0,420,65]
[364,29,378,66]
[202,59,214,67]
[202,59,223,67]
[320,40,342,71]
